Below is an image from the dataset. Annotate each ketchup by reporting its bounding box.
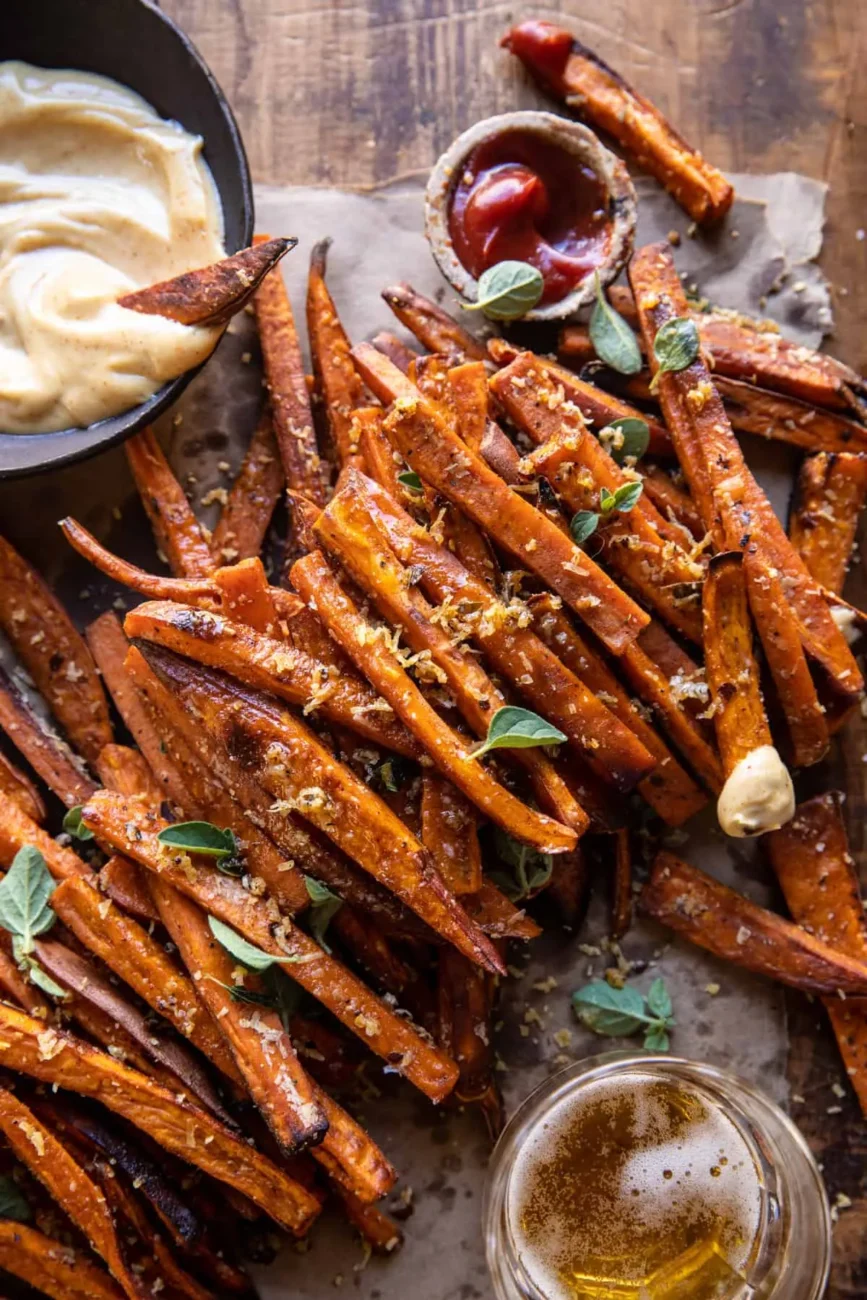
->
[447,129,613,306]
[501,20,573,90]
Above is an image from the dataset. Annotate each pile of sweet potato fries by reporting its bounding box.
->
[0,161,865,1300]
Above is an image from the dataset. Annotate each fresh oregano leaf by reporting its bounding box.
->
[599,488,617,513]
[650,316,700,391]
[611,481,644,513]
[491,828,553,902]
[589,272,642,375]
[397,470,423,492]
[604,417,650,465]
[462,260,544,321]
[0,846,57,956]
[208,916,304,973]
[158,822,238,861]
[304,876,343,952]
[62,806,94,842]
[570,510,599,545]
[469,706,566,760]
[646,976,673,1022]
[572,982,646,1037]
[0,1175,31,1223]
[24,960,69,1001]
[375,756,414,793]
[643,1026,670,1052]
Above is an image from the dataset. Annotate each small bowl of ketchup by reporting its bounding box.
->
[425,110,636,321]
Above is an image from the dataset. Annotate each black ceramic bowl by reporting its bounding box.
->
[0,0,253,479]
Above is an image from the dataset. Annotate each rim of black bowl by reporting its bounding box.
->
[0,0,254,480]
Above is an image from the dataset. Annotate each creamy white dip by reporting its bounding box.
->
[716,744,795,837]
[0,61,226,434]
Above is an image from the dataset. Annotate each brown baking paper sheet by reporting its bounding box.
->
[0,171,847,1299]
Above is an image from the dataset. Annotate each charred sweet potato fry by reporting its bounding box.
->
[765,793,867,1116]
[210,405,285,564]
[789,452,867,595]
[629,242,863,704]
[0,535,112,765]
[641,851,867,996]
[530,595,706,826]
[0,664,96,807]
[381,283,488,361]
[0,1002,321,1233]
[503,21,733,223]
[124,599,419,758]
[0,1219,126,1300]
[307,239,367,468]
[0,798,90,880]
[702,553,771,777]
[0,748,45,822]
[421,774,483,895]
[253,233,327,507]
[119,237,293,326]
[291,550,576,857]
[51,875,243,1085]
[79,792,460,1103]
[125,428,215,579]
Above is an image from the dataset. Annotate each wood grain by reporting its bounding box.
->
[162,2,867,1290]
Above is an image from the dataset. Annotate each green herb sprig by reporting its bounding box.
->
[0,845,67,999]
[569,479,645,546]
[589,273,642,375]
[397,470,423,493]
[62,806,94,842]
[208,916,307,973]
[157,822,242,874]
[601,417,650,466]
[462,261,544,321]
[572,977,675,1051]
[469,706,566,760]
[649,317,700,391]
[304,877,343,952]
[489,828,553,902]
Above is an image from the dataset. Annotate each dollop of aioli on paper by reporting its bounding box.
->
[716,745,795,838]
[0,61,226,433]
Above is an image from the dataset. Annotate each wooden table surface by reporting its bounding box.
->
[163,2,867,1293]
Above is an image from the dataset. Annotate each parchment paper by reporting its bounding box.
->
[0,171,833,1300]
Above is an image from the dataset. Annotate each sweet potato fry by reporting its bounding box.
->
[421,774,483,895]
[353,406,403,500]
[61,518,220,605]
[213,557,279,634]
[447,361,490,453]
[372,329,418,373]
[95,743,161,801]
[0,1219,125,1300]
[463,883,541,940]
[380,389,649,654]
[79,792,460,1102]
[292,550,576,857]
[789,451,867,594]
[629,242,863,703]
[0,666,95,807]
[125,428,215,579]
[253,233,327,507]
[641,463,704,539]
[0,941,49,1015]
[51,875,243,1086]
[210,405,284,565]
[335,1188,404,1254]
[765,793,867,1115]
[98,854,159,923]
[331,905,422,1003]
[641,851,867,996]
[503,21,733,223]
[714,377,867,455]
[381,283,488,361]
[0,798,90,880]
[538,350,674,459]
[702,552,771,777]
[530,594,706,826]
[437,947,502,1139]
[118,237,294,326]
[307,239,367,468]
[609,829,633,940]
[148,880,328,1155]
[124,599,420,757]
[0,535,112,764]
[315,479,648,803]
[0,748,45,822]
[0,1002,320,1233]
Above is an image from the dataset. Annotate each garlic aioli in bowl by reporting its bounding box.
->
[0,60,226,435]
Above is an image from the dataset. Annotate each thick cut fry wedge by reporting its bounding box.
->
[381,283,488,361]
[125,428,215,579]
[530,595,706,825]
[765,793,867,1116]
[0,1003,320,1233]
[0,1086,152,1300]
[124,600,419,757]
[51,875,243,1085]
[307,239,367,468]
[80,792,460,1102]
[328,470,655,793]
[503,22,733,223]
[0,536,112,764]
[629,242,863,703]
[372,329,418,373]
[0,1220,125,1300]
[702,552,772,776]
[789,451,867,594]
[0,747,45,822]
[380,390,649,653]
[0,664,95,807]
[211,407,284,564]
[118,237,293,325]
[641,851,867,995]
[149,880,328,1154]
[253,233,327,507]
[0,798,89,879]
[213,557,279,634]
[292,550,576,857]
[421,774,483,895]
